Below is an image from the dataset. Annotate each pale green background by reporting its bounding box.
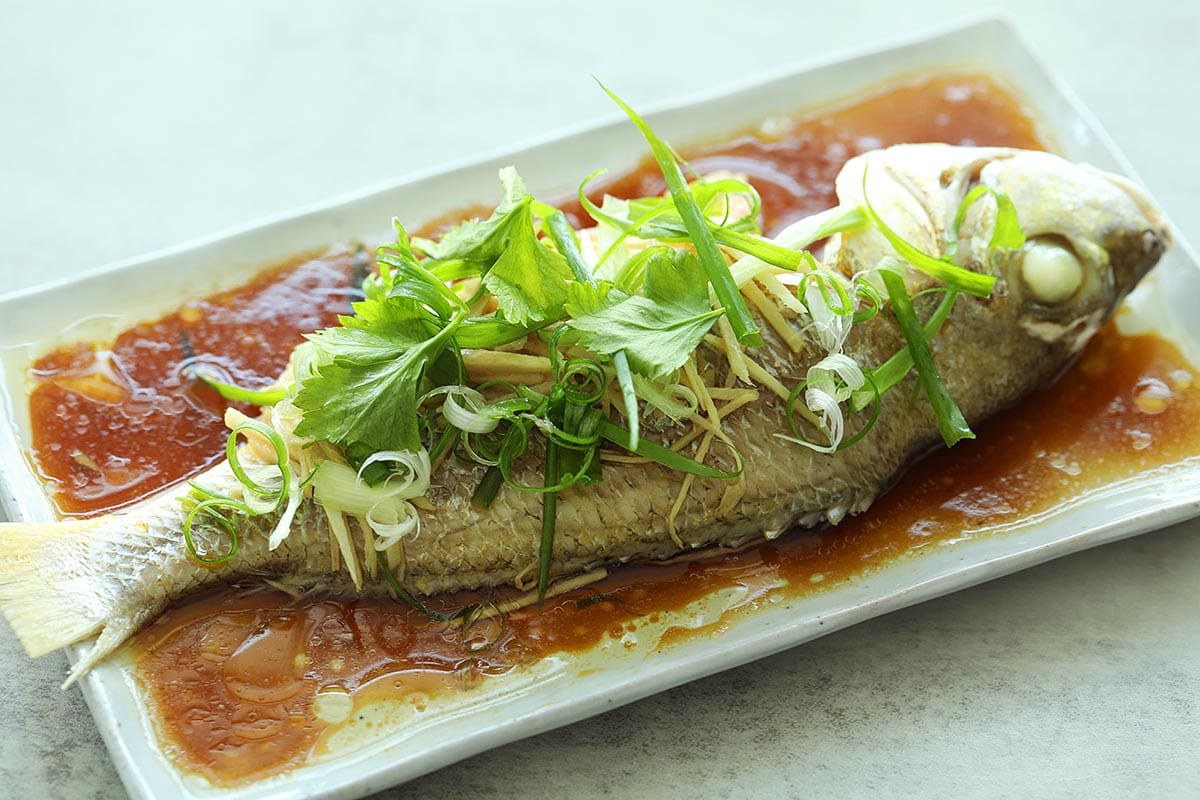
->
[1,1,1198,798]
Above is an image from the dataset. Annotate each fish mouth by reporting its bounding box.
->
[1106,225,1171,303]
[1080,164,1174,302]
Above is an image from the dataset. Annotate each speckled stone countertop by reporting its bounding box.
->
[2,2,1198,798]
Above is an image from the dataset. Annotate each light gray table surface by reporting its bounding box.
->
[2,2,1198,798]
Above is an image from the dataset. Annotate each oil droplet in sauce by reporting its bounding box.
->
[34,72,1188,786]
[1133,377,1173,414]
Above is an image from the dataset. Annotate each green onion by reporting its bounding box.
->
[861,167,996,299]
[182,498,241,564]
[225,418,291,511]
[853,288,958,410]
[471,465,504,508]
[600,420,742,479]
[712,228,808,269]
[544,211,593,285]
[376,550,434,615]
[539,419,562,600]
[946,184,1026,260]
[195,371,286,406]
[544,209,641,449]
[598,82,761,347]
[182,417,304,561]
[879,270,973,446]
[610,353,639,448]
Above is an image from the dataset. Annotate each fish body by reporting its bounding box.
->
[0,144,1170,683]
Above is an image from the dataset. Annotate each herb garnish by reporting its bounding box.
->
[185,87,1025,608]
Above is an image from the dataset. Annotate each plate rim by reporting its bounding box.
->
[2,12,1198,800]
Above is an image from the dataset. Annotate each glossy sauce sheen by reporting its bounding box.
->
[32,74,1193,784]
[28,250,359,514]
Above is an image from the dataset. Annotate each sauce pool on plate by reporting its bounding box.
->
[21,73,1198,785]
[132,325,1200,784]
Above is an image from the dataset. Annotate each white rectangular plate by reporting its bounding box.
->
[1,15,1198,800]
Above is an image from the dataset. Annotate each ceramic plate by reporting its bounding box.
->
[1,15,1197,800]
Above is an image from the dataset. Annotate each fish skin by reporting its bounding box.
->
[0,144,1171,684]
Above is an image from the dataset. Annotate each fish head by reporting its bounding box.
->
[831,144,1172,352]
[964,148,1171,351]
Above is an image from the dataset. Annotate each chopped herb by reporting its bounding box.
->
[879,270,974,447]
[861,166,997,299]
[598,81,762,347]
[193,371,287,406]
[569,249,723,381]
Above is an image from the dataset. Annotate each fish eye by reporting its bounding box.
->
[1020,238,1084,305]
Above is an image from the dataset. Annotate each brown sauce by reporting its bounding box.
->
[25,72,1196,784]
[131,325,1200,784]
[28,248,358,515]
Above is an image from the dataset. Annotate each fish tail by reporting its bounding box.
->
[0,518,131,686]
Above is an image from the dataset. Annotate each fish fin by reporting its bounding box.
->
[62,616,145,689]
[0,519,114,662]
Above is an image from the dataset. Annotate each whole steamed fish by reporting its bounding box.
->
[0,144,1170,685]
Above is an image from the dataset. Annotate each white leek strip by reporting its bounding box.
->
[778,353,868,453]
[356,513,377,577]
[238,465,287,514]
[421,385,500,435]
[289,341,320,383]
[313,451,430,558]
[314,462,397,515]
[782,387,844,454]
[358,449,431,497]
[813,353,866,393]
[267,478,302,550]
[313,454,430,514]
[803,276,853,354]
[366,500,420,552]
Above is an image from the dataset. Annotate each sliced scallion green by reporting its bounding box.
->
[195,371,286,406]
[861,167,996,299]
[879,270,973,447]
[598,82,761,347]
[600,421,742,479]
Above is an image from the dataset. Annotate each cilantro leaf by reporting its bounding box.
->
[482,203,573,325]
[410,167,573,327]
[293,295,464,453]
[569,249,722,380]
[566,280,624,317]
[412,167,529,263]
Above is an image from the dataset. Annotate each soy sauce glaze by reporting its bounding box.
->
[133,326,1200,784]
[24,73,1196,784]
